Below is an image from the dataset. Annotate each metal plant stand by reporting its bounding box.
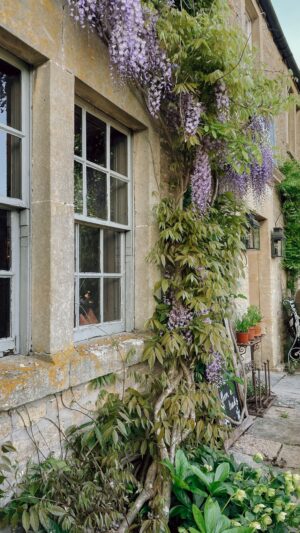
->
[237,336,275,416]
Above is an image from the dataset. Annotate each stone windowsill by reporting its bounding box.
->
[0,333,145,411]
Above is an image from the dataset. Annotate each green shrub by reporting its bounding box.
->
[166,447,300,532]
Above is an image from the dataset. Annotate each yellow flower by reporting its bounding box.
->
[231,521,241,527]
[203,464,213,472]
[234,489,246,502]
[253,452,264,463]
[249,521,261,530]
[277,511,287,522]
[261,514,272,526]
[293,473,300,486]
[254,504,265,513]
[267,488,275,497]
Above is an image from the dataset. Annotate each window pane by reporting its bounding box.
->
[104,230,121,273]
[111,177,128,225]
[86,112,106,166]
[0,210,11,271]
[79,225,100,273]
[79,278,100,325]
[74,161,83,214]
[110,127,128,175]
[0,278,10,338]
[87,167,107,219]
[74,105,82,157]
[0,131,21,198]
[0,59,21,130]
[103,278,121,322]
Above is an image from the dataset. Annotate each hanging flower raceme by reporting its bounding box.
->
[248,116,274,198]
[181,93,204,138]
[167,302,193,344]
[68,0,172,116]
[220,164,249,197]
[191,146,212,215]
[206,352,225,386]
[214,80,230,123]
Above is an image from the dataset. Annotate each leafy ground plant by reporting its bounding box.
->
[167,447,300,532]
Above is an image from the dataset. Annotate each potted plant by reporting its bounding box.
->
[247,305,263,336]
[235,317,249,344]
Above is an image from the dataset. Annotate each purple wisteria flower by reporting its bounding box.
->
[206,352,225,386]
[214,80,230,123]
[68,0,172,116]
[168,302,193,344]
[191,146,212,215]
[181,93,204,137]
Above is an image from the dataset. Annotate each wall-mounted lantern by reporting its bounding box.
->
[271,227,284,258]
[246,215,260,250]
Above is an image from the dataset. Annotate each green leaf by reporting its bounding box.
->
[214,462,230,482]
[175,449,190,479]
[192,504,205,533]
[190,465,211,488]
[204,498,221,533]
[48,505,66,517]
[22,510,31,532]
[30,508,40,532]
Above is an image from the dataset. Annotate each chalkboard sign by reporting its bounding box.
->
[219,382,242,422]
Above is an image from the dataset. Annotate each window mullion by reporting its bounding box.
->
[107,123,111,222]
[100,229,104,324]
[82,109,87,216]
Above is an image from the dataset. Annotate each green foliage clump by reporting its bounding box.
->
[278,160,300,291]
[167,447,300,532]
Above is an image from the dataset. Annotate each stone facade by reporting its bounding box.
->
[0,0,298,478]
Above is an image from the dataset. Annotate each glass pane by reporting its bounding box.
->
[86,112,106,166]
[79,278,100,325]
[0,210,11,270]
[110,177,128,225]
[110,127,128,175]
[0,131,21,198]
[87,167,107,219]
[103,278,121,322]
[79,225,100,273]
[74,105,82,157]
[0,278,10,338]
[74,161,83,214]
[104,230,121,273]
[0,59,21,130]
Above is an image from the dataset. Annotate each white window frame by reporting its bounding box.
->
[0,49,30,356]
[74,98,133,343]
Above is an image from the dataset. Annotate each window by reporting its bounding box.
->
[0,50,30,356]
[74,102,131,341]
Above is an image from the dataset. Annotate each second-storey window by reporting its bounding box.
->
[73,102,131,341]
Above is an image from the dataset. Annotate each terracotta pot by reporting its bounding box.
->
[254,323,262,336]
[236,331,249,344]
[248,326,256,341]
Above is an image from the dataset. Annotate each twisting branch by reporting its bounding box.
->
[117,462,157,533]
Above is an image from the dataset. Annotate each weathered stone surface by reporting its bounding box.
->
[248,417,300,446]
[276,445,300,470]
[231,434,281,461]
[264,405,300,421]
[230,451,260,469]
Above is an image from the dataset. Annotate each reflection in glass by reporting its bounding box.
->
[104,278,121,322]
[0,131,21,198]
[86,112,106,166]
[74,161,83,214]
[79,278,100,325]
[74,105,82,157]
[0,210,11,270]
[87,167,107,219]
[0,59,21,130]
[111,177,128,225]
[0,278,10,338]
[80,225,100,273]
[104,230,121,273]
[110,127,128,175]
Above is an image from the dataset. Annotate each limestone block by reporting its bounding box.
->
[0,413,12,441]
[230,433,281,461]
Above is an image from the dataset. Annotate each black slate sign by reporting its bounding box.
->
[219,382,242,422]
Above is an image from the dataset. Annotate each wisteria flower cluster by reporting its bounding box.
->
[181,93,204,137]
[191,146,212,215]
[248,116,274,198]
[214,80,230,123]
[206,352,225,386]
[167,302,194,344]
[68,0,172,116]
